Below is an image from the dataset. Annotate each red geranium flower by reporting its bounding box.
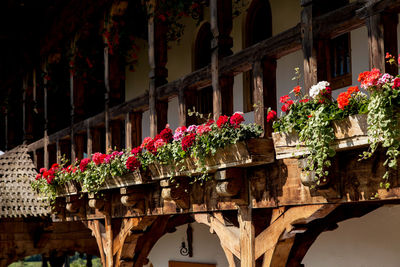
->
[92,152,106,165]
[266,110,277,122]
[182,133,196,152]
[131,146,142,155]
[79,158,91,172]
[146,139,157,154]
[300,98,309,103]
[293,85,301,95]
[35,174,41,180]
[126,156,141,172]
[217,115,229,128]
[159,126,173,142]
[393,77,400,89]
[280,95,290,103]
[230,112,245,128]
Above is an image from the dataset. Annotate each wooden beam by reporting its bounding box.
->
[194,213,240,259]
[256,205,338,265]
[239,206,255,267]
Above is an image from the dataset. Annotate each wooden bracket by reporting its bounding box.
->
[87,216,144,267]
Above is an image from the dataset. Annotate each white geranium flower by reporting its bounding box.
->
[309,81,330,98]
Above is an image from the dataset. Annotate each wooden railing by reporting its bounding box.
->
[25,0,400,169]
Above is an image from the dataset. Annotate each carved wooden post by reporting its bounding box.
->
[148,0,168,137]
[367,12,398,74]
[301,0,317,92]
[210,0,233,119]
[239,206,255,267]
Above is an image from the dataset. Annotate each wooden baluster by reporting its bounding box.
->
[124,112,143,149]
[210,0,233,119]
[131,112,142,148]
[92,128,101,154]
[148,0,168,137]
[125,113,132,149]
[111,120,122,151]
[56,139,61,164]
[75,134,85,160]
[87,124,93,158]
[253,60,277,137]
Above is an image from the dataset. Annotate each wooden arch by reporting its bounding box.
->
[244,0,272,48]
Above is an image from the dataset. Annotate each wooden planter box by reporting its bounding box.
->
[272,114,369,159]
[149,138,274,180]
[56,181,80,196]
[99,170,149,190]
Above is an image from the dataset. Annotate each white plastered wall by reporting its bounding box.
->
[303,205,400,267]
[148,223,230,267]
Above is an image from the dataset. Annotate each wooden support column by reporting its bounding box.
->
[301,1,317,91]
[148,0,168,137]
[104,46,112,149]
[253,59,277,137]
[43,63,49,169]
[367,12,398,74]
[210,0,233,119]
[238,206,255,267]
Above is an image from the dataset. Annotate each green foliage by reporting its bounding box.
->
[273,86,368,185]
[360,83,400,188]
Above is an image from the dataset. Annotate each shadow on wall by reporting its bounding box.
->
[303,205,400,267]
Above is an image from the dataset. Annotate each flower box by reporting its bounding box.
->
[149,138,274,180]
[272,114,369,159]
[55,181,81,196]
[99,170,149,190]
